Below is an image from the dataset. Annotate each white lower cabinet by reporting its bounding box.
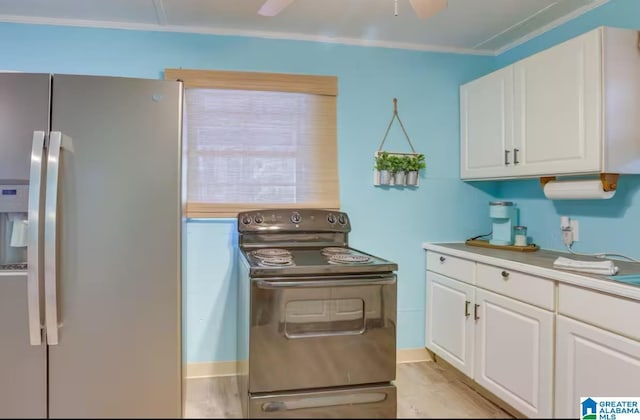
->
[474,288,554,418]
[426,271,475,377]
[555,315,640,418]
[425,248,640,418]
[426,268,553,418]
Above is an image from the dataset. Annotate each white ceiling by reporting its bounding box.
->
[0,0,609,55]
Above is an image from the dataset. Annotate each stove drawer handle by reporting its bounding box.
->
[256,277,396,289]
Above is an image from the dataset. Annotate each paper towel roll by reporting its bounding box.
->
[543,180,615,200]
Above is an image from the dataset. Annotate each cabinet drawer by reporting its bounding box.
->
[476,263,555,310]
[426,251,474,284]
[559,283,640,341]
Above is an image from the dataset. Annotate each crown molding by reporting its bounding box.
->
[0,0,611,58]
[494,0,610,55]
[0,14,494,56]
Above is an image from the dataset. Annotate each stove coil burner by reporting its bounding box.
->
[321,247,351,256]
[327,254,372,265]
[252,248,294,267]
[256,256,294,267]
[252,248,292,258]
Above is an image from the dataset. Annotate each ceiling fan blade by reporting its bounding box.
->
[258,0,296,17]
[409,0,447,19]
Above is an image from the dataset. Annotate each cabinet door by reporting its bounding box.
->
[474,288,553,418]
[460,66,514,180]
[426,271,474,377]
[514,28,602,176]
[555,315,640,418]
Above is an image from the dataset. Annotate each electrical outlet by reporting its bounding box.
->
[560,216,573,246]
[570,219,579,242]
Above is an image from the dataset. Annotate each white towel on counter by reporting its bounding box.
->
[553,256,619,276]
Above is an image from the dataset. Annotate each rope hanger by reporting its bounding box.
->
[377,98,416,153]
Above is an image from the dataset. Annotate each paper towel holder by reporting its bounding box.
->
[540,173,619,192]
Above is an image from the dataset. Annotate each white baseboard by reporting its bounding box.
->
[185,361,237,379]
[396,347,433,364]
[185,348,432,379]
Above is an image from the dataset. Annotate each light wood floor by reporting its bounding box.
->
[184,361,512,418]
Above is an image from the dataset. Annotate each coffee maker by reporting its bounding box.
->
[0,185,28,269]
[489,201,517,245]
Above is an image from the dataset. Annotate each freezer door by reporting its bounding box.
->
[0,73,50,182]
[47,75,182,418]
[0,273,46,418]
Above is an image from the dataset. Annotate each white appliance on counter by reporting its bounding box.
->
[0,73,184,418]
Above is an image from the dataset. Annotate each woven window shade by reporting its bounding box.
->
[165,69,339,218]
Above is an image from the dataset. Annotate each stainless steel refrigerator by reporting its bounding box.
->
[0,73,183,418]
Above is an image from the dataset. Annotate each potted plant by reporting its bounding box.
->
[405,154,426,186]
[374,151,392,185]
[388,154,406,185]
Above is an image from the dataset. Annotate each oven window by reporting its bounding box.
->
[284,298,365,338]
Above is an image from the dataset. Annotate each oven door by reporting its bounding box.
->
[249,274,396,393]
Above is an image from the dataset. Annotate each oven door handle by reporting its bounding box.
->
[255,275,396,289]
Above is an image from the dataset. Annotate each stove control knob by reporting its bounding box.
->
[241,215,252,225]
[338,214,347,225]
[254,215,264,224]
[327,214,337,224]
[290,212,302,224]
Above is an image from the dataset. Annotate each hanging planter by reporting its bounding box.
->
[405,153,426,186]
[373,98,426,187]
[374,151,393,185]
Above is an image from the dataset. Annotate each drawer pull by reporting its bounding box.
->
[464,300,471,317]
[474,304,480,320]
[439,256,446,263]
[501,270,509,279]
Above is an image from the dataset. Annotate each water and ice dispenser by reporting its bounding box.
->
[0,185,28,268]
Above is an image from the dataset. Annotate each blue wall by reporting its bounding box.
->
[0,22,497,362]
[492,0,640,259]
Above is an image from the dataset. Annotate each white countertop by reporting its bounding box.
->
[423,242,640,301]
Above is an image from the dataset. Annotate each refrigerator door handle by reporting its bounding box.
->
[44,131,72,346]
[27,131,46,346]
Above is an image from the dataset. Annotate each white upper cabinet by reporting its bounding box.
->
[460,26,640,180]
[514,29,601,176]
[460,66,514,179]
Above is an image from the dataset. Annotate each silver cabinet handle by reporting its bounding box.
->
[44,132,73,345]
[464,300,471,317]
[27,131,45,346]
[474,304,480,320]
[439,256,446,262]
[513,148,520,164]
[501,270,509,279]
[504,150,510,165]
